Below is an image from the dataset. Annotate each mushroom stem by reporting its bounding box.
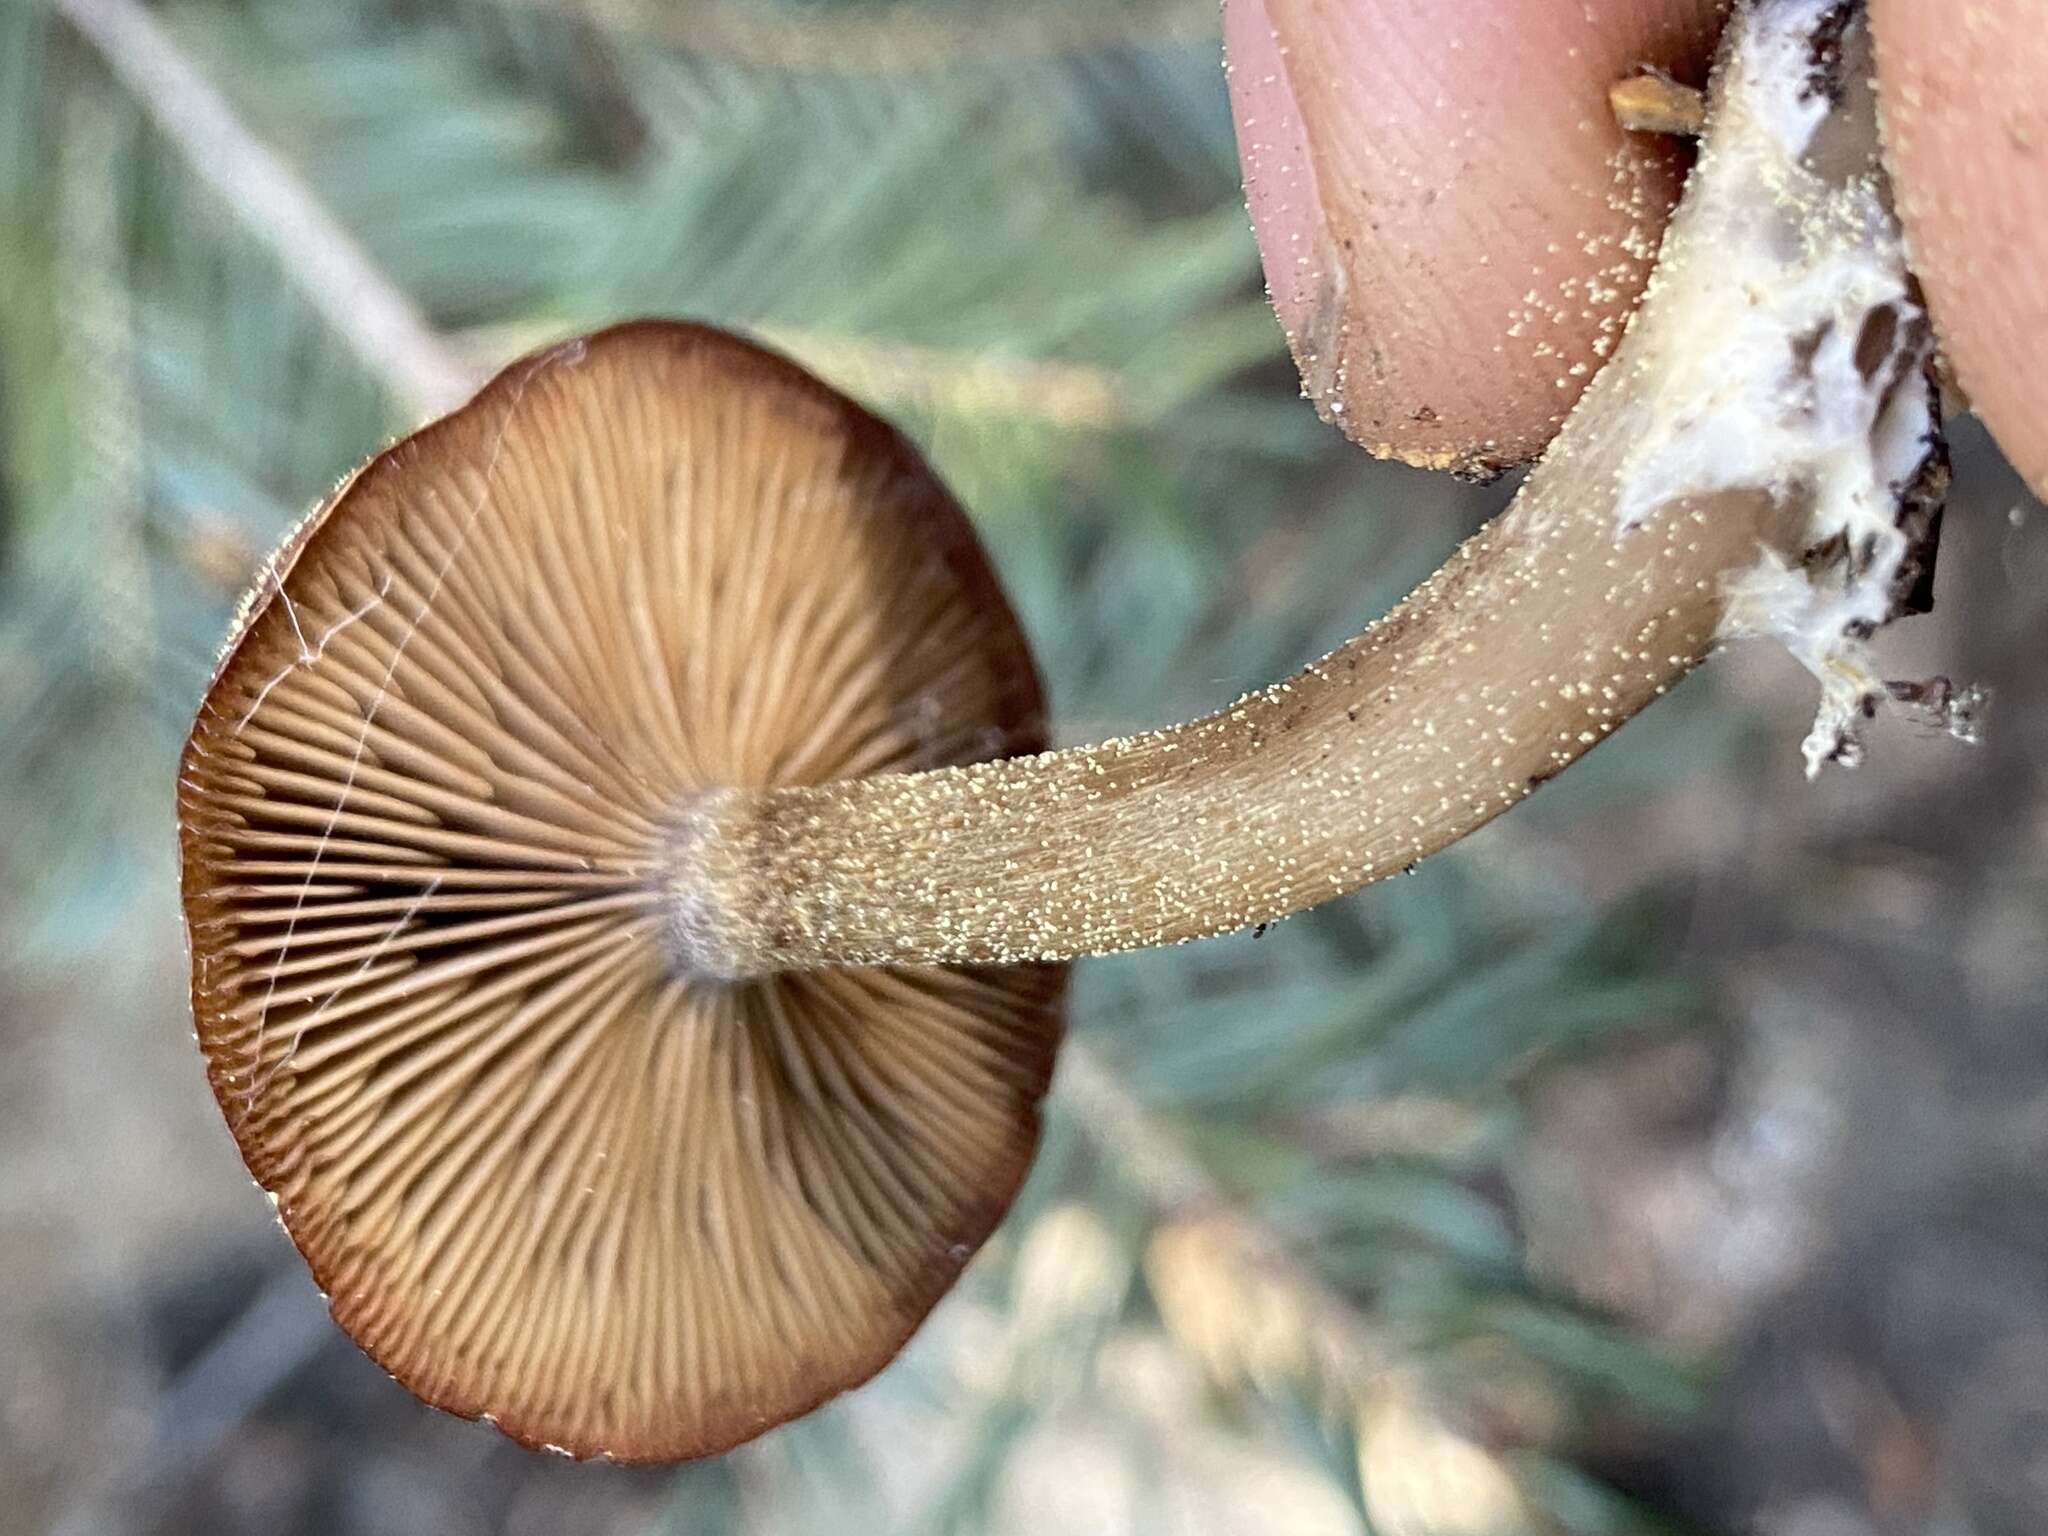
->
[660,0,1947,980]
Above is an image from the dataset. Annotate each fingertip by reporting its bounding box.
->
[1226,0,1725,472]
[1874,0,2048,497]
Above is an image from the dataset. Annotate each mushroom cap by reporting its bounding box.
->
[178,321,1065,1461]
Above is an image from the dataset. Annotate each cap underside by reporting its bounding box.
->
[178,322,1063,1461]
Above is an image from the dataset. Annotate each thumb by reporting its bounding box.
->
[1224,0,1724,476]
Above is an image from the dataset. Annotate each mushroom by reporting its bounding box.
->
[180,322,1064,1460]
[180,0,1958,1463]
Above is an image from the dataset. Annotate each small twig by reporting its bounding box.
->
[1609,70,1708,138]
[56,0,479,419]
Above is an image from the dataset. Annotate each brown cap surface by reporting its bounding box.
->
[178,321,1064,1461]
